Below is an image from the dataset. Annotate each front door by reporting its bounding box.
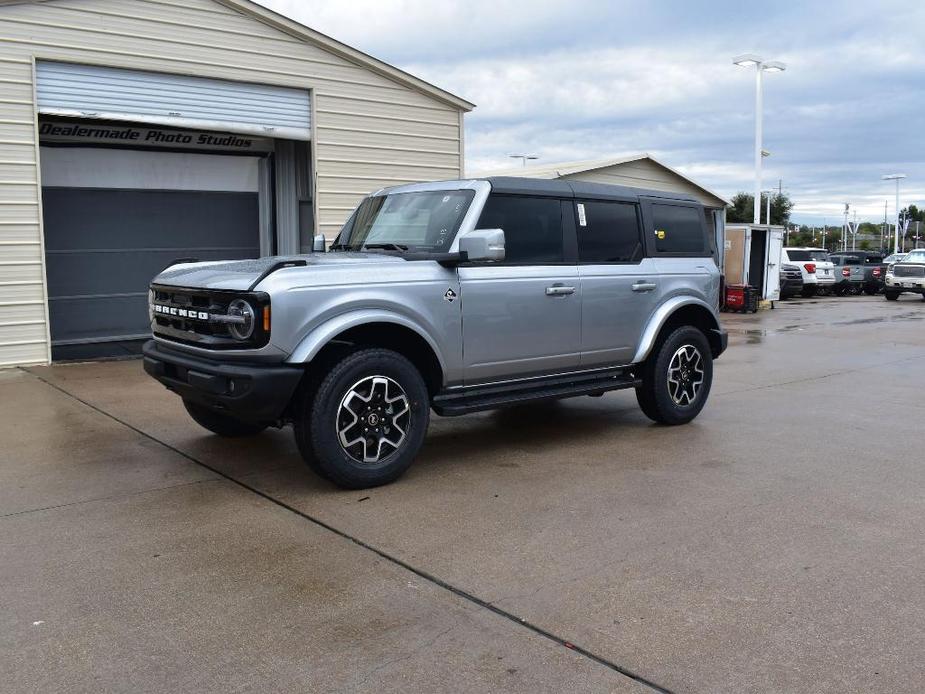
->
[458,195,580,384]
[574,199,658,367]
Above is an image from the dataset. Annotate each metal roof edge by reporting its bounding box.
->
[215,0,475,112]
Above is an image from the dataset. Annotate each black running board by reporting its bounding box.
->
[432,369,641,416]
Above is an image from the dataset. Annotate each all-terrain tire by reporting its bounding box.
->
[183,399,267,437]
[635,326,714,425]
[294,348,429,489]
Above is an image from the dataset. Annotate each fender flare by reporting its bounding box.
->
[285,309,448,374]
[631,296,720,365]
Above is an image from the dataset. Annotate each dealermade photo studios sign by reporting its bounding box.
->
[38,120,274,152]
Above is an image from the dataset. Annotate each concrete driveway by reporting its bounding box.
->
[3,294,925,693]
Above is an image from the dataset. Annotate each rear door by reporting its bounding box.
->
[458,194,580,384]
[575,198,658,367]
[765,230,783,300]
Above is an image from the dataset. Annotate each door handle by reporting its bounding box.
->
[632,281,657,292]
[545,285,576,296]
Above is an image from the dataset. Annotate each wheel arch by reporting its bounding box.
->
[287,311,446,396]
[633,298,724,364]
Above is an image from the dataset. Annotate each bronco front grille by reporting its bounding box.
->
[893,265,925,278]
[150,285,270,349]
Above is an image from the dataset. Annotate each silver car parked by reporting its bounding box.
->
[144,177,728,488]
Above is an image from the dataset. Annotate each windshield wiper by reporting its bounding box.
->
[362,243,408,252]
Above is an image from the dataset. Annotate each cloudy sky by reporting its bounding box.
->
[258,0,923,224]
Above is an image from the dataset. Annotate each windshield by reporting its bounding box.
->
[333,190,475,252]
[902,250,925,263]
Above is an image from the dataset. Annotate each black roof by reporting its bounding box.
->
[482,176,701,205]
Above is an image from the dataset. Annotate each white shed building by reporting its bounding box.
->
[0,0,473,364]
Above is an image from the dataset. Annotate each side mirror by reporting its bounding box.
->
[312,233,326,252]
[458,228,505,262]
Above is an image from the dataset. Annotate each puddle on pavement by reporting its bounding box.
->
[726,308,924,341]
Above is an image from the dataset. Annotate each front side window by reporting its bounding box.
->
[476,194,564,263]
[651,204,705,254]
[334,189,475,252]
[576,201,642,263]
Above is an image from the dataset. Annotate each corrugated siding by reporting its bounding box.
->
[0,0,464,365]
[561,159,726,209]
[36,61,312,139]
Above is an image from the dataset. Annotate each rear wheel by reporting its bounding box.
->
[885,291,900,301]
[636,326,713,425]
[183,400,267,437]
[801,285,817,297]
[294,348,429,489]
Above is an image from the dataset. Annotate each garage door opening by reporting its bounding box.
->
[37,119,291,360]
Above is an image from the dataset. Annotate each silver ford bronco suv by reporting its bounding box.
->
[144,177,728,488]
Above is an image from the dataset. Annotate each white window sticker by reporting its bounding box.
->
[577,203,587,227]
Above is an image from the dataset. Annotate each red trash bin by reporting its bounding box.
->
[724,284,747,311]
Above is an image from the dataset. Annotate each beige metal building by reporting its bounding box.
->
[0,0,472,365]
[476,154,730,263]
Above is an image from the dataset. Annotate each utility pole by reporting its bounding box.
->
[842,203,849,252]
[882,200,888,251]
[852,209,858,251]
[822,217,826,249]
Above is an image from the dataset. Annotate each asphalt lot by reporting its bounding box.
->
[3,293,925,693]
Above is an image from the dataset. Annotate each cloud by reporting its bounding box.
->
[257,0,925,223]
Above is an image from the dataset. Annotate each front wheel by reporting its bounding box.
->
[636,326,714,425]
[183,400,267,437]
[294,348,430,489]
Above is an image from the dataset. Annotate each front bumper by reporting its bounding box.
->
[887,277,925,291]
[142,340,303,423]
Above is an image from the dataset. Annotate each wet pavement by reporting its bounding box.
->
[3,294,925,693]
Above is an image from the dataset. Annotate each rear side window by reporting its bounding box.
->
[650,204,705,254]
[576,201,642,263]
[476,194,563,263]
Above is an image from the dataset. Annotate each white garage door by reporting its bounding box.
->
[36,61,311,140]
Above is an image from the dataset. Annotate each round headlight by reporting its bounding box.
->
[227,299,255,340]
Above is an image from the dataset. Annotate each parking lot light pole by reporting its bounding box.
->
[733,55,786,224]
[882,174,906,255]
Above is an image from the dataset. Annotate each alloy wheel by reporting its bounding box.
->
[667,345,705,406]
[336,375,410,463]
